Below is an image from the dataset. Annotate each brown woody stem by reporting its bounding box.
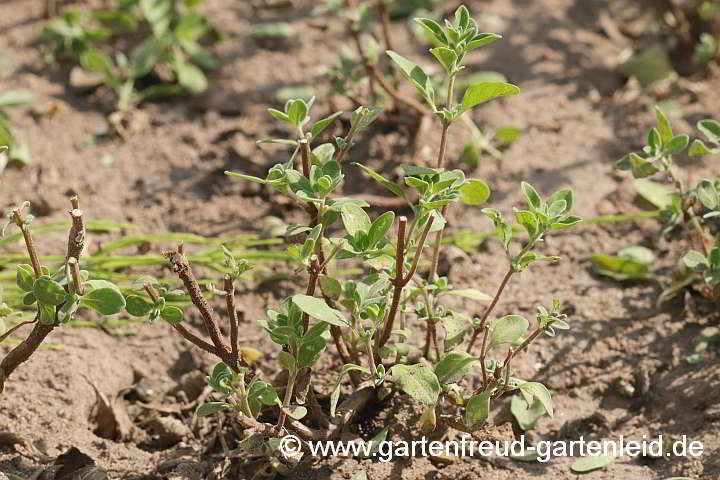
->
[377,215,434,353]
[66,195,85,261]
[144,284,220,358]
[164,249,232,366]
[67,257,84,295]
[376,0,394,51]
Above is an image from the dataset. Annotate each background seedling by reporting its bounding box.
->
[0,88,33,169]
[615,106,720,303]
[40,0,222,135]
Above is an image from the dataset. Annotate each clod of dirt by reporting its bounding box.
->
[38,447,108,480]
[169,371,206,401]
[88,382,135,441]
[69,67,104,91]
[555,412,610,440]
[133,378,161,403]
[146,416,192,448]
[0,431,26,447]
[164,462,206,480]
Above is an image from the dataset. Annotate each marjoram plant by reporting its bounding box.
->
[616,106,720,301]
[0,196,126,393]
[131,6,581,474]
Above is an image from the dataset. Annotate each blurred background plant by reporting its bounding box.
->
[40,0,222,135]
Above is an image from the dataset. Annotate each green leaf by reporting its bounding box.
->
[634,179,675,210]
[33,276,66,306]
[547,200,567,217]
[465,33,502,50]
[278,350,296,373]
[311,111,343,139]
[340,204,371,236]
[510,394,546,430]
[521,182,542,210]
[518,381,553,416]
[620,45,673,87]
[442,314,471,350]
[224,171,268,184]
[698,119,720,143]
[354,426,390,459]
[161,305,184,324]
[618,245,656,265]
[487,315,529,350]
[628,152,661,178]
[38,302,55,325]
[297,336,327,367]
[386,50,435,109]
[390,364,440,404]
[140,0,172,36]
[350,105,383,131]
[434,351,479,384]
[0,89,34,107]
[465,390,491,427]
[366,211,394,247]
[414,18,448,45]
[58,294,80,323]
[429,46,457,74]
[175,58,208,94]
[552,215,582,229]
[461,82,519,112]
[515,210,538,238]
[509,450,540,462]
[22,292,36,306]
[683,250,708,269]
[292,294,350,327]
[125,295,154,316]
[665,134,689,154]
[82,286,126,315]
[195,402,233,417]
[287,99,308,126]
[570,455,616,473]
[590,252,653,281]
[546,189,574,215]
[319,276,342,299]
[16,264,34,292]
[80,48,116,84]
[689,139,716,156]
[330,363,370,417]
[128,37,165,77]
[459,179,490,205]
[283,405,307,420]
[248,381,280,410]
[267,108,289,122]
[696,179,719,210]
[455,5,470,29]
[445,289,492,301]
[354,163,409,203]
[655,106,673,144]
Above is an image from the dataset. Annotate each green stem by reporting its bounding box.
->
[276,369,297,432]
[427,74,456,283]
